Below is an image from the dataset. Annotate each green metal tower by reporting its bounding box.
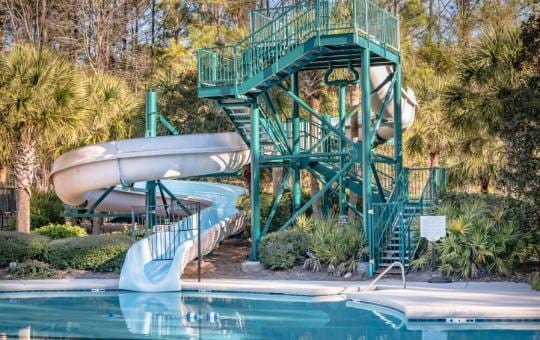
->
[197,0,444,274]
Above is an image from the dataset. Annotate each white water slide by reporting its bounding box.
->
[51,133,250,292]
[50,66,417,292]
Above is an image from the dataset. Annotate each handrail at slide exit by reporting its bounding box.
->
[362,261,406,291]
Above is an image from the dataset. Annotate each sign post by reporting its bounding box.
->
[420,216,451,282]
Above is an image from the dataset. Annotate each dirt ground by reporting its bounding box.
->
[182,237,372,281]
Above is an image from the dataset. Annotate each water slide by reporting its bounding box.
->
[50,66,416,292]
[331,66,419,141]
[51,133,250,292]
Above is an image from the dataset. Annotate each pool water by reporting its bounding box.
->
[0,291,538,339]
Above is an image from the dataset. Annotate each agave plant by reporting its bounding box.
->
[295,215,367,271]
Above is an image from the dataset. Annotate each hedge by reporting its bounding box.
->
[45,234,133,272]
[0,231,49,267]
[259,230,309,270]
[34,224,87,240]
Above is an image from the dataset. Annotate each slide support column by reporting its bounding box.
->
[292,72,301,212]
[394,62,403,176]
[145,91,157,229]
[250,102,261,261]
[338,83,347,217]
[361,48,374,276]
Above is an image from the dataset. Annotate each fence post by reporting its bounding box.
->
[197,202,201,283]
[399,202,405,263]
[131,207,136,242]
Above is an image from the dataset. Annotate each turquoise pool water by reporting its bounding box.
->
[0,291,538,339]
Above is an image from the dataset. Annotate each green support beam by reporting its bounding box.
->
[291,72,301,212]
[338,84,347,216]
[250,102,261,261]
[361,47,374,276]
[394,63,403,175]
[145,91,158,228]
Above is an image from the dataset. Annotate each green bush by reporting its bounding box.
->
[259,230,309,270]
[532,273,540,291]
[296,215,367,268]
[236,190,312,237]
[34,224,87,239]
[440,192,538,240]
[7,260,58,279]
[4,214,50,230]
[112,228,152,241]
[0,231,49,267]
[30,191,65,229]
[434,197,530,278]
[45,234,132,272]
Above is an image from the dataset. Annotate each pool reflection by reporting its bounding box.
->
[0,291,538,339]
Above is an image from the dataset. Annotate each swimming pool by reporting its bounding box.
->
[0,291,538,339]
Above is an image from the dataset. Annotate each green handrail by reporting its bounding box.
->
[198,0,400,89]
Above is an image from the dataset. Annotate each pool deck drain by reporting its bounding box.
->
[0,278,538,320]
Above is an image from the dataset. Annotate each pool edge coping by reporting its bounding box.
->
[1,278,539,323]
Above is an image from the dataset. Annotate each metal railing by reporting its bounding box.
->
[362,261,406,291]
[372,167,446,269]
[131,203,201,263]
[198,0,400,88]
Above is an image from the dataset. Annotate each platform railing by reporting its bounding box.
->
[198,0,400,88]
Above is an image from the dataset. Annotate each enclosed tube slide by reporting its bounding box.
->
[331,65,419,142]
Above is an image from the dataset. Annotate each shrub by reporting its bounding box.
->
[0,231,49,267]
[296,215,367,268]
[34,224,87,240]
[259,230,309,270]
[30,191,65,229]
[45,234,132,272]
[7,260,58,279]
[421,196,532,278]
[532,273,540,291]
[112,228,152,241]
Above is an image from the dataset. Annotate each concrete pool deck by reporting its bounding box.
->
[0,278,539,321]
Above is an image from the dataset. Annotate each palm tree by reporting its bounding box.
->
[0,45,84,233]
[405,74,452,168]
[59,73,140,152]
[443,28,522,193]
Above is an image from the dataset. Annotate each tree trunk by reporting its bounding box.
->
[429,152,440,168]
[35,163,51,193]
[13,128,37,234]
[307,94,322,218]
[348,84,360,222]
[272,168,284,196]
[92,216,103,234]
[480,177,489,194]
[0,165,7,187]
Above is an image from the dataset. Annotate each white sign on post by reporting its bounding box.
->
[420,216,447,242]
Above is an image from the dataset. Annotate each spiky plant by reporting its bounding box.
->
[295,215,367,269]
[436,199,528,278]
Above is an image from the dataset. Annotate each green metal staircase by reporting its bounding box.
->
[198,0,444,274]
